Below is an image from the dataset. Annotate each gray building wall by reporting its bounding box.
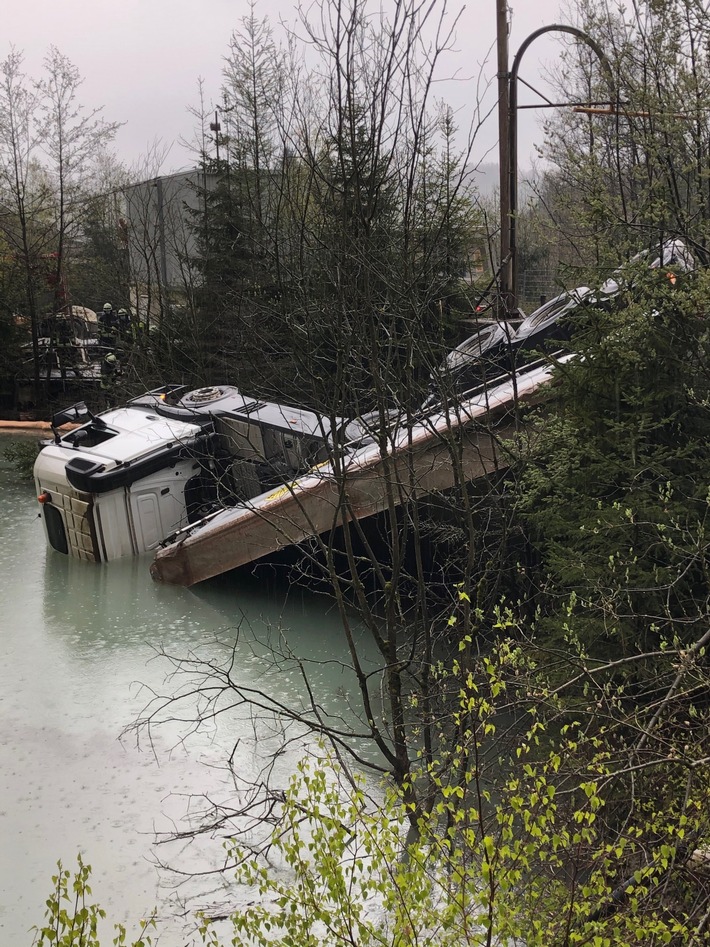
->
[121,169,217,319]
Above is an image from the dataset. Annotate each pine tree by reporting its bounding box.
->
[517,262,710,665]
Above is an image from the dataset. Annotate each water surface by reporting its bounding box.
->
[0,435,377,944]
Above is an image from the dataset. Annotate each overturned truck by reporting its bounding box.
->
[33,360,555,584]
[34,240,692,583]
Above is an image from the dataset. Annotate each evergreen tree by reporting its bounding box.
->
[516,262,710,665]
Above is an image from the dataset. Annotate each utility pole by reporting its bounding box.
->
[210,110,221,163]
[496,0,512,315]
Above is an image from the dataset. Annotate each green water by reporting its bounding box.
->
[0,435,379,944]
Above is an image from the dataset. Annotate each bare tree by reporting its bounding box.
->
[134,0,515,842]
[0,46,121,405]
[538,0,710,273]
[0,49,50,400]
[37,46,121,313]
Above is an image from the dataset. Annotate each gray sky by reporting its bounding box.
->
[3,0,567,173]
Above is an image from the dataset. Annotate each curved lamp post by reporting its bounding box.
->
[503,24,616,314]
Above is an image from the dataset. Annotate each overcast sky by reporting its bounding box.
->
[4,0,568,174]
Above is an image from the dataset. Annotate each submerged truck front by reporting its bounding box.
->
[34,401,206,562]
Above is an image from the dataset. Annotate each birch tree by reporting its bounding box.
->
[37,46,121,313]
[0,46,121,404]
[0,49,49,398]
[537,0,710,274]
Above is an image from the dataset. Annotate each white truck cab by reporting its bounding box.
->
[34,386,337,563]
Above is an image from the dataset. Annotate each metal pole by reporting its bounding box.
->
[496,0,511,315]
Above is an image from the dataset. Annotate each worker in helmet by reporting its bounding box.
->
[98,302,117,348]
[117,307,131,341]
[100,350,122,406]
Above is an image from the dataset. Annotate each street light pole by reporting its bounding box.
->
[509,26,615,309]
[499,22,616,314]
